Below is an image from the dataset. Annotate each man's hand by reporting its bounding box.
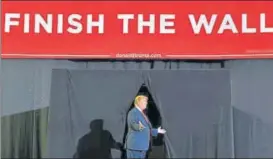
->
[157,126,166,134]
[139,121,145,130]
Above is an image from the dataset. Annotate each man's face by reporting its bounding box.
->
[139,97,148,110]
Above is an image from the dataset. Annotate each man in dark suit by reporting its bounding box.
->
[125,95,166,159]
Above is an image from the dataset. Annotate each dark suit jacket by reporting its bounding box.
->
[125,107,158,151]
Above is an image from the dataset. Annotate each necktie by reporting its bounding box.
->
[141,111,152,128]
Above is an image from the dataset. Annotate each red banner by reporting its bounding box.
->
[1,1,273,59]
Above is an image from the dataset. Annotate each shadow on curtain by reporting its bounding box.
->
[47,69,144,158]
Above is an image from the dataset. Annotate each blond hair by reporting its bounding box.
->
[134,95,147,106]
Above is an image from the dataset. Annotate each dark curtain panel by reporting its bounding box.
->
[144,70,232,158]
[226,60,273,158]
[1,108,49,158]
[47,69,144,158]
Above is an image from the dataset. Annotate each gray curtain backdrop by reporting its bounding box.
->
[145,70,232,158]
[47,69,231,158]
[1,59,273,158]
[47,70,144,158]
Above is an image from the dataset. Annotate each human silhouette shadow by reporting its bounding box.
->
[74,119,123,159]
